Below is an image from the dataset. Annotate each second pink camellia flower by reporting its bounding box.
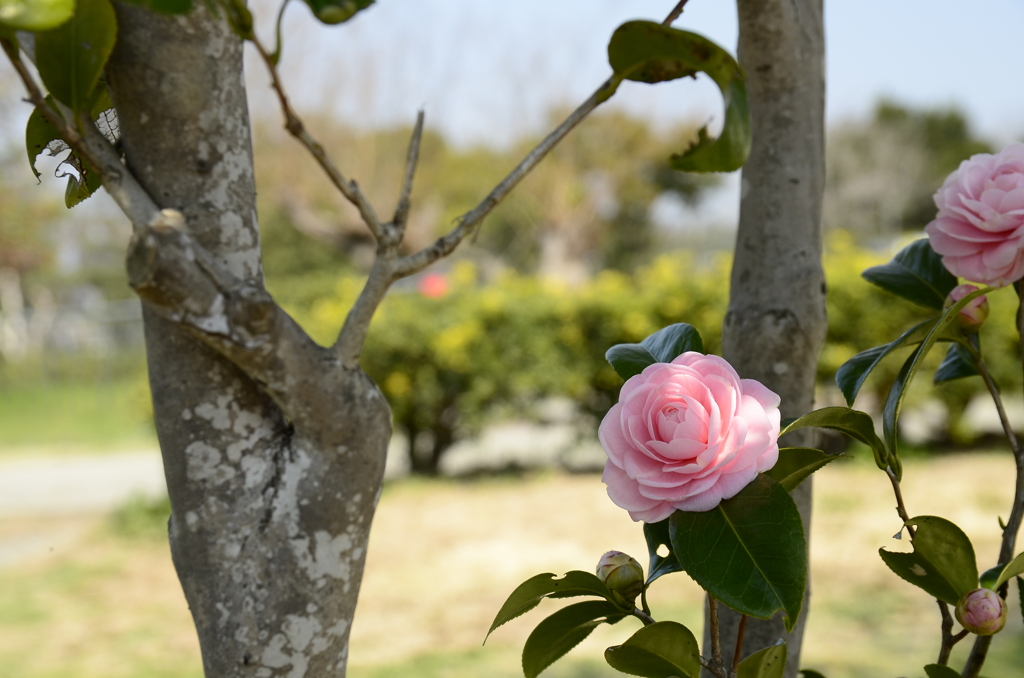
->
[925,143,1024,287]
[599,352,781,522]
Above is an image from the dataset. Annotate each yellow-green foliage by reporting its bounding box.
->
[290,233,1024,466]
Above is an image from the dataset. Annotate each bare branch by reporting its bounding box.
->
[250,32,384,240]
[394,110,425,231]
[1,37,160,230]
[392,81,613,279]
[333,256,396,366]
[662,0,691,25]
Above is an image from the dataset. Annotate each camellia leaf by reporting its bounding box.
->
[35,0,116,112]
[737,640,786,678]
[669,474,806,631]
[878,515,978,606]
[643,519,682,586]
[25,100,66,180]
[301,0,373,25]
[606,344,659,381]
[979,552,1024,591]
[606,20,750,172]
[641,323,703,362]
[485,571,613,641]
[522,600,627,678]
[0,0,74,31]
[1017,576,1023,627]
[63,157,101,207]
[862,239,958,311]
[766,447,848,493]
[883,287,992,480]
[604,621,700,678]
[835,319,937,406]
[118,0,190,13]
[934,341,980,384]
[923,664,962,678]
[606,323,704,380]
[780,407,889,475]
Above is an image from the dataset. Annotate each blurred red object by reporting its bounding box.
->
[418,272,449,298]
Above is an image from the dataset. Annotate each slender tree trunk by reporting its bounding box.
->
[705,1,827,676]
[105,5,390,676]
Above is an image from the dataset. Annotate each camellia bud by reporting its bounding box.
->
[945,284,989,333]
[955,588,1007,636]
[596,551,644,609]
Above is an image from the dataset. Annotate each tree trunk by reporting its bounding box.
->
[105,5,390,676]
[706,1,827,676]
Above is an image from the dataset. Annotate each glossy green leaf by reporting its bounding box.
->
[737,640,786,678]
[643,519,682,586]
[63,157,100,207]
[302,0,372,25]
[118,0,189,13]
[669,474,806,631]
[606,323,704,380]
[924,664,961,678]
[604,621,700,678]
[1017,576,1023,627]
[835,319,936,406]
[25,101,65,180]
[641,323,704,362]
[780,407,889,475]
[607,21,750,173]
[862,239,958,311]
[35,0,116,112]
[766,447,847,493]
[606,344,659,380]
[979,552,1024,591]
[883,287,992,480]
[486,571,613,640]
[522,601,627,678]
[934,341,979,384]
[0,0,74,30]
[879,516,978,605]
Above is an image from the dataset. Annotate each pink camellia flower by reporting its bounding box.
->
[599,352,781,522]
[955,588,1007,636]
[925,143,1024,287]
[945,284,989,333]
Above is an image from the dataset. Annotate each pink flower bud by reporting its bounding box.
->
[945,284,989,333]
[955,588,1007,636]
[596,551,644,609]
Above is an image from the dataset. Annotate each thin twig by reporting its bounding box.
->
[631,607,656,626]
[731,615,747,675]
[936,600,968,665]
[394,111,425,231]
[962,286,1024,678]
[886,466,916,539]
[250,32,384,239]
[662,0,691,25]
[708,596,724,675]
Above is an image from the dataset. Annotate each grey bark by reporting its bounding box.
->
[105,5,390,676]
[704,1,827,676]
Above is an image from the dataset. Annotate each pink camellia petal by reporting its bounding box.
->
[600,350,780,522]
[927,143,1024,287]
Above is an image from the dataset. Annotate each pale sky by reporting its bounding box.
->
[253,0,1024,149]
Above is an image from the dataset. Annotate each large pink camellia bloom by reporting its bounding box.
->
[925,143,1024,286]
[599,352,780,522]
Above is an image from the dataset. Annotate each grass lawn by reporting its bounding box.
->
[0,380,155,457]
[0,453,1021,677]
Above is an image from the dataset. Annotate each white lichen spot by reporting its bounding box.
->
[185,511,199,529]
[216,602,231,627]
[306,603,318,614]
[223,540,241,559]
[911,564,928,576]
[193,294,230,335]
[293,530,355,588]
[261,614,327,678]
[140,112,149,125]
[773,362,789,375]
[195,395,235,431]
[185,441,236,485]
[255,669,271,678]
[241,456,271,489]
[326,618,349,637]
[181,408,193,421]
